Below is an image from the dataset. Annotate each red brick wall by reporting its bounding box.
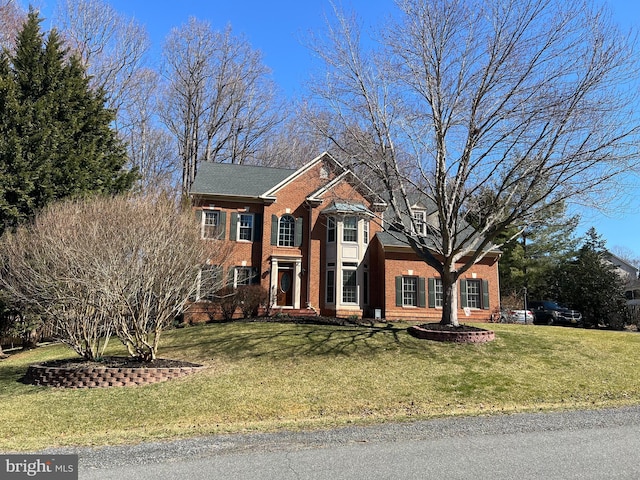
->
[371,236,500,322]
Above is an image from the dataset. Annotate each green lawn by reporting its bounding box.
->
[2,321,640,451]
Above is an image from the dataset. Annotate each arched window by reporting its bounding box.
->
[278,215,295,246]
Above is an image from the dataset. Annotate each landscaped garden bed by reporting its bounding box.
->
[22,356,204,388]
[407,323,495,343]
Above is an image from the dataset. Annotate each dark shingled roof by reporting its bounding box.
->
[190,162,297,197]
[321,201,373,216]
[375,231,439,250]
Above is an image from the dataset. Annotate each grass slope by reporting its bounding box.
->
[1,321,640,451]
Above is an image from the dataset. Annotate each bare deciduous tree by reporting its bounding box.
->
[119,68,180,192]
[160,19,283,195]
[54,0,151,116]
[0,194,223,361]
[310,0,640,326]
[0,0,24,53]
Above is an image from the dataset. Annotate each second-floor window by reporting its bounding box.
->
[202,211,220,239]
[238,213,254,241]
[343,216,357,242]
[327,217,336,243]
[278,215,295,247]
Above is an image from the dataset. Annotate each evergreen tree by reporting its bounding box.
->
[498,204,579,303]
[554,228,629,329]
[0,10,135,234]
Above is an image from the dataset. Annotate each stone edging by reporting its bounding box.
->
[407,325,495,343]
[23,361,204,389]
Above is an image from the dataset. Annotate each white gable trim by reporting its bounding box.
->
[261,152,345,199]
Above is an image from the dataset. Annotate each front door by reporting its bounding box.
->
[277,265,294,307]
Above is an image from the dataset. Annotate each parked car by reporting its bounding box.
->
[499,308,534,324]
[528,300,583,326]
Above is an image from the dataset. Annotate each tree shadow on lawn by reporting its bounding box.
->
[170,321,438,362]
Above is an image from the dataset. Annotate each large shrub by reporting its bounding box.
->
[0,194,221,361]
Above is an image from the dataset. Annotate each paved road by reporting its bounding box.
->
[39,407,640,479]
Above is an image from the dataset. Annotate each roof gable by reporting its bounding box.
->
[262,152,345,198]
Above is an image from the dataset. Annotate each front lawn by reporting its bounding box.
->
[1,321,640,451]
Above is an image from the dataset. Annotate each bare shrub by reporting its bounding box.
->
[236,285,269,319]
[0,194,222,361]
[214,287,240,322]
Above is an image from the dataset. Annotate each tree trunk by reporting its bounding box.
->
[21,328,38,349]
[440,271,459,326]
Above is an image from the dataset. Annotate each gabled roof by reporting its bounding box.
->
[262,152,345,198]
[190,162,297,198]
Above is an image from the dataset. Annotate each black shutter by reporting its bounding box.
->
[230,213,238,241]
[295,217,304,247]
[428,278,436,308]
[418,277,426,308]
[253,213,262,242]
[271,215,278,245]
[395,276,402,307]
[482,279,490,310]
[218,211,227,239]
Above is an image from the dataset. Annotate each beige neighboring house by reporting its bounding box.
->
[605,252,640,306]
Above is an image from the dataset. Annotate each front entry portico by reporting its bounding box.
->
[270,257,302,309]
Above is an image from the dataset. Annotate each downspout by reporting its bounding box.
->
[306,202,313,310]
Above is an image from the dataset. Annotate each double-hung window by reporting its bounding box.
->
[202,210,220,239]
[434,278,443,307]
[465,279,481,309]
[343,216,357,242]
[396,276,426,308]
[342,268,358,303]
[198,265,223,300]
[238,213,254,241]
[234,266,257,287]
[402,276,418,307]
[460,278,489,310]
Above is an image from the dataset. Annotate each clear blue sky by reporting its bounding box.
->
[30,0,640,256]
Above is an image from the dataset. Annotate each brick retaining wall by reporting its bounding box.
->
[23,362,204,388]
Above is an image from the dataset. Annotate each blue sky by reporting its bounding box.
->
[30,0,640,256]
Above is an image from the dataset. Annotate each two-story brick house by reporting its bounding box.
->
[189,152,500,322]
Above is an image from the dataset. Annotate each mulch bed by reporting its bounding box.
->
[39,356,199,370]
[415,323,489,332]
[408,322,495,343]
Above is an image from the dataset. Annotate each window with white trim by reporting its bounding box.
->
[238,213,254,241]
[343,216,357,242]
[466,279,481,309]
[342,268,358,303]
[326,269,335,304]
[402,276,418,307]
[198,265,223,300]
[278,214,295,247]
[234,266,258,287]
[434,278,443,307]
[363,220,369,244]
[412,210,426,235]
[202,211,220,239]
